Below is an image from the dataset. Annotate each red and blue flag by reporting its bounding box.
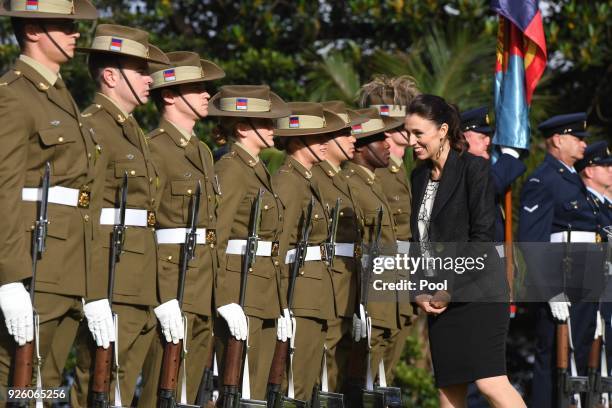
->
[26,0,38,10]
[379,105,390,116]
[289,116,300,128]
[236,98,248,110]
[110,38,123,52]
[491,0,547,149]
[163,69,176,82]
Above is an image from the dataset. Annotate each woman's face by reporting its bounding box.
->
[328,130,356,161]
[242,118,274,148]
[405,113,448,160]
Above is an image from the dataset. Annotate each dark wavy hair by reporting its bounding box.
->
[406,94,468,153]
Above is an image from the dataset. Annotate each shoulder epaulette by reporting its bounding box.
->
[81,103,103,118]
[147,128,166,139]
[219,150,236,161]
[0,69,23,86]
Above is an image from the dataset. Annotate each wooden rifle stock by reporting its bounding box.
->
[12,342,34,388]
[159,341,183,392]
[221,337,244,407]
[268,339,289,386]
[92,346,113,394]
[557,323,570,408]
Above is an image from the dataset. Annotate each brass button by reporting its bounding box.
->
[264,205,269,210]
[167,256,173,261]
[299,271,304,276]
[83,214,89,222]
[274,260,280,266]
[340,211,344,216]
[58,136,64,142]
[397,209,402,214]
[87,153,92,159]
[130,170,136,176]
[314,214,319,219]
[249,267,253,272]
[187,189,193,195]
[79,122,83,127]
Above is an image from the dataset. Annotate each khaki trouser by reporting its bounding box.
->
[323,317,352,392]
[138,312,212,406]
[70,303,157,407]
[215,316,276,400]
[282,317,327,401]
[0,293,82,397]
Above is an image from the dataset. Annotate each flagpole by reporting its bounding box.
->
[504,187,516,318]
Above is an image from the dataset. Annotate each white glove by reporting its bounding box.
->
[0,282,34,346]
[352,304,368,341]
[276,308,293,342]
[218,303,247,341]
[83,298,116,349]
[154,299,185,344]
[500,146,521,159]
[548,293,571,322]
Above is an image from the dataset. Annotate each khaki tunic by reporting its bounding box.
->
[83,93,160,306]
[0,59,98,294]
[375,156,412,241]
[342,162,402,330]
[214,144,285,318]
[147,119,218,316]
[0,58,100,390]
[273,156,334,321]
[310,161,360,318]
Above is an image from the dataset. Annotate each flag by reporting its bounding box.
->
[379,105,390,116]
[236,98,248,110]
[110,38,123,52]
[491,0,547,149]
[289,116,300,128]
[163,69,176,82]
[25,0,38,10]
[351,124,363,134]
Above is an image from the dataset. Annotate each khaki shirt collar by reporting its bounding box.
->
[389,154,403,167]
[233,143,260,167]
[157,118,193,148]
[288,156,312,180]
[319,160,339,177]
[235,143,259,164]
[357,164,376,181]
[19,54,59,86]
[95,92,130,122]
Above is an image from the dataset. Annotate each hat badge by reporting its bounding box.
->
[109,38,123,52]
[352,124,363,134]
[485,113,490,125]
[289,116,300,128]
[236,98,248,111]
[26,0,39,11]
[380,105,390,116]
[163,69,176,82]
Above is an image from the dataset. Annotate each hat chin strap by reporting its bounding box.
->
[298,136,322,164]
[366,144,387,168]
[247,119,272,149]
[40,25,71,62]
[179,93,204,120]
[115,59,145,106]
[332,137,351,162]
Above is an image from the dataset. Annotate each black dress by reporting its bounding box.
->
[410,150,510,387]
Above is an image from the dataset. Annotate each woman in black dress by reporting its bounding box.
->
[405,94,525,408]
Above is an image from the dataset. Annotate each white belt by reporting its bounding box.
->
[334,243,355,258]
[550,231,597,243]
[22,186,79,207]
[226,239,276,257]
[285,246,323,264]
[100,208,148,227]
[156,228,208,244]
[495,244,505,258]
[397,240,411,254]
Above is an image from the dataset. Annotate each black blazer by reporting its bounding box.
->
[410,149,509,302]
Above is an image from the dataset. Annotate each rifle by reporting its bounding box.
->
[195,342,217,407]
[345,207,385,408]
[158,182,202,408]
[221,189,264,408]
[322,198,341,269]
[12,162,50,393]
[556,229,589,408]
[91,173,128,408]
[266,197,314,408]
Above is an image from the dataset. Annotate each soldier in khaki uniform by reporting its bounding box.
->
[208,85,290,400]
[0,0,104,394]
[272,102,347,401]
[138,51,225,405]
[68,25,170,406]
[342,108,405,385]
[359,76,420,381]
[310,101,366,393]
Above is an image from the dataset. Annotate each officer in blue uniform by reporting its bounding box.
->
[576,142,612,368]
[461,106,527,243]
[518,112,600,408]
[461,107,527,408]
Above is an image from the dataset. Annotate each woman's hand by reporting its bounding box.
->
[430,290,451,309]
[415,294,448,315]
